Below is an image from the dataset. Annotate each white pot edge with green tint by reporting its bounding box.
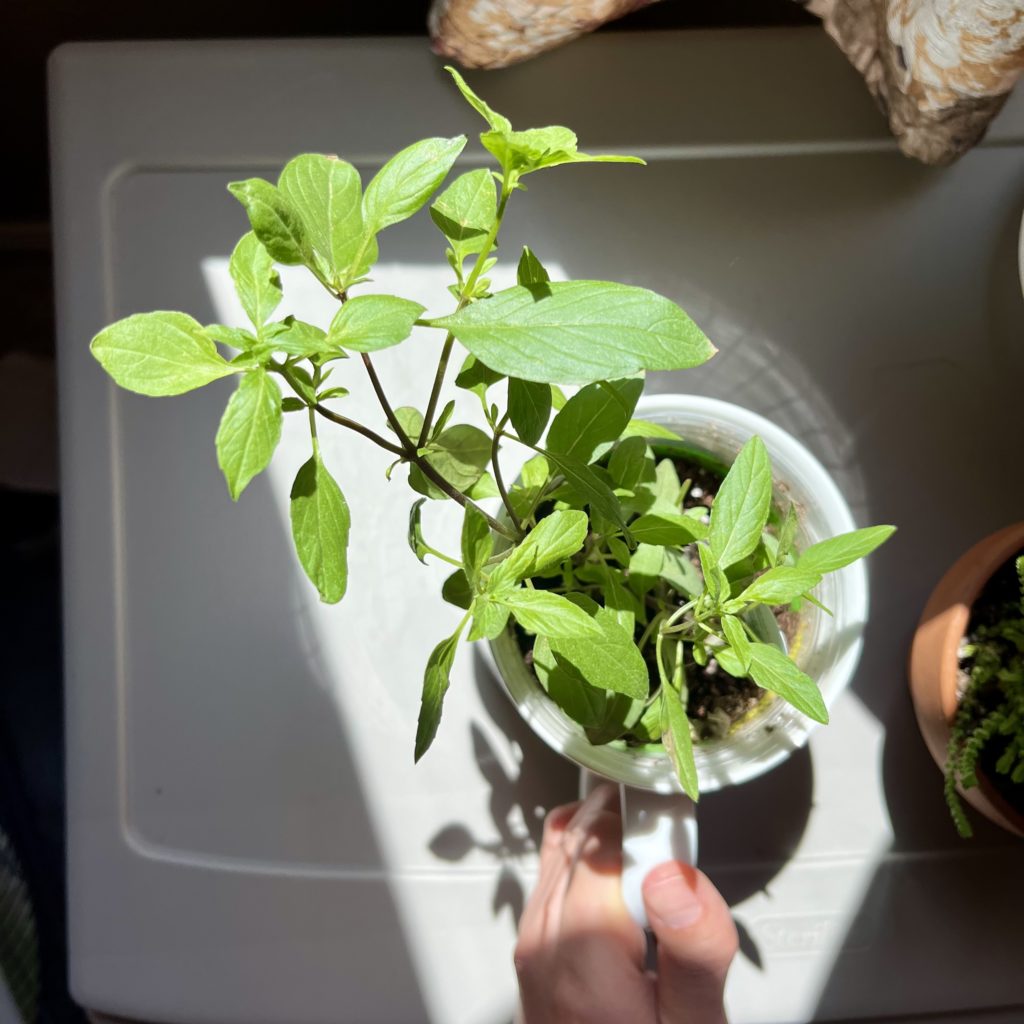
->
[485,393,869,795]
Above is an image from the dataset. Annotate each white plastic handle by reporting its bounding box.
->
[579,770,698,928]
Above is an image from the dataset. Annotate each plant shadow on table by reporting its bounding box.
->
[431,649,813,971]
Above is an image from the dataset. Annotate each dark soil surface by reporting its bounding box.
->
[961,549,1024,815]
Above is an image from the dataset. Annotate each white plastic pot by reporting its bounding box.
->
[484,394,869,923]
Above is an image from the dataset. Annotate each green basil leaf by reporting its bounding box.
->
[720,615,752,674]
[206,324,257,351]
[747,643,828,724]
[289,453,350,604]
[422,424,492,493]
[454,353,505,399]
[546,378,643,464]
[630,542,665,582]
[714,645,746,678]
[507,378,552,446]
[215,368,282,501]
[708,436,772,569]
[619,418,684,442]
[660,548,704,599]
[445,66,512,133]
[277,155,370,286]
[430,168,497,261]
[229,232,282,329]
[774,503,800,566]
[608,436,654,491]
[547,595,648,700]
[429,281,716,386]
[327,294,425,353]
[363,136,466,233]
[441,569,473,610]
[798,525,896,575]
[629,511,707,546]
[317,386,350,402]
[543,449,630,535]
[479,124,643,178]
[663,684,699,800]
[733,566,822,606]
[393,405,424,440]
[517,246,550,286]
[407,498,429,564]
[90,311,236,396]
[461,504,494,587]
[227,178,309,266]
[415,621,466,761]
[697,542,728,603]
[495,588,602,639]
[489,509,588,588]
[467,595,510,642]
[263,317,330,357]
[281,397,307,413]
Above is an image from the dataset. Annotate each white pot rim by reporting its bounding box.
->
[482,393,868,794]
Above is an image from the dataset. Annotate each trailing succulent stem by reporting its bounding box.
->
[88,70,893,796]
[945,555,1024,837]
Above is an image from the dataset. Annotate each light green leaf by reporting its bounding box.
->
[619,418,684,441]
[507,378,552,446]
[468,472,500,499]
[407,498,429,564]
[798,525,896,575]
[215,369,282,500]
[660,548,704,599]
[421,424,492,493]
[454,353,505,399]
[480,124,644,178]
[327,294,425,353]
[663,684,699,800]
[629,511,707,546]
[495,588,602,639]
[720,615,751,674]
[430,168,497,261]
[490,510,588,588]
[461,505,493,587]
[733,566,822,606]
[91,311,237,396]
[429,281,716,386]
[317,386,350,402]
[227,178,309,266]
[543,449,630,534]
[546,378,644,464]
[715,645,746,679]
[277,155,369,286]
[547,595,649,700]
[774,503,799,566]
[708,436,772,569]
[698,542,728,603]
[517,246,550,286]
[262,317,331,357]
[630,542,665,581]
[467,595,510,641]
[363,136,466,233]
[445,66,512,133]
[747,643,828,724]
[415,619,466,761]
[229,232,282,329]
[394,406,424,440]
[289,453,350,604]
[206,324,257,351]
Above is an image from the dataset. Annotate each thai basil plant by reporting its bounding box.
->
[945,556,1024,836]
[90,70,893,798]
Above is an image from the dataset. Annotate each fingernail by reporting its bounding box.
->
[645,864,703,929]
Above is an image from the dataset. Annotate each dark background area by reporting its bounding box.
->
[1,3,812,1021]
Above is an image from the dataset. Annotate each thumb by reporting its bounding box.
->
[642,861,738,1024]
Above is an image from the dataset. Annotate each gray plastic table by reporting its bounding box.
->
[51,29,1024,1024]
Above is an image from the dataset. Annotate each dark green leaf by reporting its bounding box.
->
[90,311,236,396]
[282,397,307,413]
[423,424,492,492]
[441,569,473,609]
[543,449,630,535]
[363,136,466,233]
[407,498,429,564]
[507,378,552,446]
[215,368,282,500]
[415,621,466,761]
[229,232,282,329]
[517,246,550,286]
[454,353,505,399]
[798,525,896,575]
[327,294,425,353]
[708,436,772,569]
[608,436,654,492]
[289,453,350,603]
[546,378,643,464]
[429,281,716,386]
[747,643,828,724]
[227,178,309,266]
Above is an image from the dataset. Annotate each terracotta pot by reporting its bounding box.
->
[908,523,1024,837]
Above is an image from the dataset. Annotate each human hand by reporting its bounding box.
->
[514,784,738,1024]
